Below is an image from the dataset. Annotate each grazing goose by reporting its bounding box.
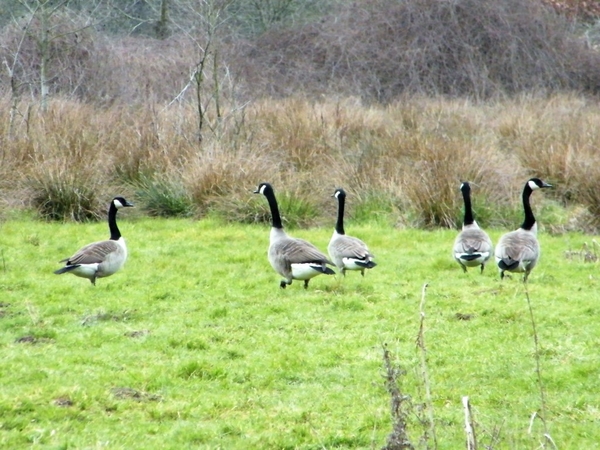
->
[254,182,335,289]
[453,182,493,273]
[54,196,134,285]
[495,178,552,281]
[328,188,376,276]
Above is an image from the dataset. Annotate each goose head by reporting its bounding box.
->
[527,178,552,191]
[112,197,134,209]
[333,188,347,199]
[254,182,274,196]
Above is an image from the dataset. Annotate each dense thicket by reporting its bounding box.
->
[240,0,600,101]
[1,0,600,103]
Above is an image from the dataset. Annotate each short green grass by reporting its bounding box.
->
[1,215,599,449]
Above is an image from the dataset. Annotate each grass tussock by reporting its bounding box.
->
[2,94,600,230]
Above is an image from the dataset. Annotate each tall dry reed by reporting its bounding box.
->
[1,94,599,231]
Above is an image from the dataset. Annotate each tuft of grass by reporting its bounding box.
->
[133,174,195,218]
[177,362,226,381]
[28,173,103,222]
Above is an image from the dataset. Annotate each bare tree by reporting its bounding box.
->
[168,0,235,143]
[7,0,100,112]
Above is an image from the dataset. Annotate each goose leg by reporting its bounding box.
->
[304,280,309,289]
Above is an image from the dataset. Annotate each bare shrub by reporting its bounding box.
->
[0,20,206,106]
[0,10,98,100]
[237,0,600,101]
[87,36,197,105]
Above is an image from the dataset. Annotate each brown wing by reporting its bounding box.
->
[63,240,120,265]
[454,229,493,254]
[275,238,332,265]
[331,235,372,259]
[495,231,538,263]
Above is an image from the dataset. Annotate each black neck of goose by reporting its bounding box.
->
[335,194,346,235]
[520,184,536,230]
[462,188,474,226]
[108,202,121,240]
[265,190,283,229]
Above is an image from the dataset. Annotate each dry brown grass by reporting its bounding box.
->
[490,94,600,227]
[2,93,600,230]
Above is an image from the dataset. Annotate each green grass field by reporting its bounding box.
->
[1,215,599,449]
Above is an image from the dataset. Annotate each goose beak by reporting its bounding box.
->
[542,182,553,188]
[124,201,135,207]
[253,188,260,194]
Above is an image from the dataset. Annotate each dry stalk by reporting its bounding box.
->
[462,396,477,450]
[381,345,414,450]
[524,286,557,449]
[416,283,437,449]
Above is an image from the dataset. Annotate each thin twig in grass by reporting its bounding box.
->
[1,249,6,272]
[415,283,437,449]
[524,286,557,449]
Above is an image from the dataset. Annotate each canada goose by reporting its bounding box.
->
[495,178,552,281]
[54,196,134,285]
[328,188,376,276]
[254,182,335,289]
[453,182,493,273]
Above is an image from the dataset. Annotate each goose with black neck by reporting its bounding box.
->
[495,178,552,282]
[453,181,493,273]
[254,182,335,289]
[54,196,134,285]
[328,188,376,277]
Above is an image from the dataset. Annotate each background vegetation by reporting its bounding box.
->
[0,0,600,231]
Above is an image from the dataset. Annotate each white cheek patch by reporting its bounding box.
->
[114,199,124,208]
[259,185,267,195]
[528,180,539,190]
[334,191,341,198]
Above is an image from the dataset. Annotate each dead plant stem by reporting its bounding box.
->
[416,282,437,449]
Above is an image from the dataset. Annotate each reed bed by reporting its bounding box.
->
[0,94,598,231]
